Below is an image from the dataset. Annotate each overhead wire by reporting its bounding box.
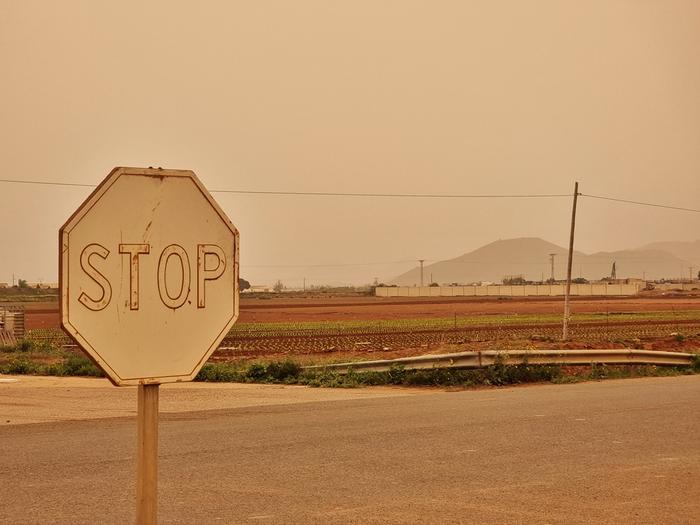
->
[0,177,697,212]
[580,193,700,214]
[0,178,569,199]
[210,189,571,198]
[2,176,696,276]
[0,178,95,188]
[244,259,420,268]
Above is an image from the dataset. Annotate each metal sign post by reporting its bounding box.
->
[60,167,239,523]
[136,384,159,525]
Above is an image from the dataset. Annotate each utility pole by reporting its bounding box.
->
[418,259,425,287]
[549,253,556,282]
[563,181,579,341]
[690,267,696,282]
[303,277,306,292]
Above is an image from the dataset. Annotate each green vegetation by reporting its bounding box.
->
[0,340,103,377]
[0,341,700,388]
[21,308,700,349]
[2,340,697,387]
[0,285,58,302]
[194,358,698,388]
[228,309,700,336]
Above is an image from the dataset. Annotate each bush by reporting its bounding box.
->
[386,364,407,384]
[196,360,302,383]
[692,354,700,372]
[59,355,103,377]
[265,361,302,382]
[2,357,39,375]
[196,363,245,382]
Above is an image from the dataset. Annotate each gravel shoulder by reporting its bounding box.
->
[0,375,424,425]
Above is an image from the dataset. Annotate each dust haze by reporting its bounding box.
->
[1,1,699,287]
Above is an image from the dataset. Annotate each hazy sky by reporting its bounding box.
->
[1,1,699,287]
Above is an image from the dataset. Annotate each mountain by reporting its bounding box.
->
[389,237,694,285]
[638,240,700,265]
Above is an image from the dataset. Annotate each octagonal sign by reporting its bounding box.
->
[60,167,239,386]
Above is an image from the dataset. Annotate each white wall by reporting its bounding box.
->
[375,283,642,297]
[653,283,700,292]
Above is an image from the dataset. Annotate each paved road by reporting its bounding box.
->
[1,376,699,524]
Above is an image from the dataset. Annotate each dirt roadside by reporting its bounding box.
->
[0,375,424,426]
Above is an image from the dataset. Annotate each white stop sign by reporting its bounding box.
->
[60,167,239,386]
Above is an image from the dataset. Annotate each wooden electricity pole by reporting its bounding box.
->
[563,182,579,341]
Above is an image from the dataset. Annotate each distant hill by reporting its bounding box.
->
[389,237,696,285]
[638,240,700,264]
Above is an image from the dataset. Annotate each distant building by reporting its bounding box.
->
[247,285,272,293]
[0,283,8,288]
[26,282,58,289]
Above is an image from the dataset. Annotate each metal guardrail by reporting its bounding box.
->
[305,349,696,373]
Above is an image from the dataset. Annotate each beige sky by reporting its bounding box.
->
[1,0,699,286]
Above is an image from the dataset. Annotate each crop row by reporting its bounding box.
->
[218,322,700,357]
[228,310,700,337]
[24,318,700,357]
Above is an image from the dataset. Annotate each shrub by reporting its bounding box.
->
[265,360,301,382]
[692,354,700,372]
[196,363,245,382]
[59,355,103,377]
[2,357,39,375]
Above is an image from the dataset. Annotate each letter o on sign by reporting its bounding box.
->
[158,245,191,309]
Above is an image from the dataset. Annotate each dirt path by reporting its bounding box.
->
[0,375,423,425]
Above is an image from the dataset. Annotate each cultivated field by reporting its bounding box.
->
[15,294,700,365]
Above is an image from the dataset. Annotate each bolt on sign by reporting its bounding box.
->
[60,167,239,385]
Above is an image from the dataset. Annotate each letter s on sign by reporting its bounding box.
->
[78,244,112,311]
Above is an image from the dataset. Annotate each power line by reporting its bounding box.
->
[0,178,95,188]
[0,178,568,198]
[211,189,571,198]
[243,259,418,268]
[580,193,700,213]
[1,177,698,211]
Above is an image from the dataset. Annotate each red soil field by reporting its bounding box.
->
[21,294,700,329]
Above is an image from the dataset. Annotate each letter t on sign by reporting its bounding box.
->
[119,244,150,310]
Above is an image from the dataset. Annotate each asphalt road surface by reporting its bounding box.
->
[1,376,699,524]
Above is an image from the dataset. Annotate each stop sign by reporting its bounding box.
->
[60,167,239,386]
